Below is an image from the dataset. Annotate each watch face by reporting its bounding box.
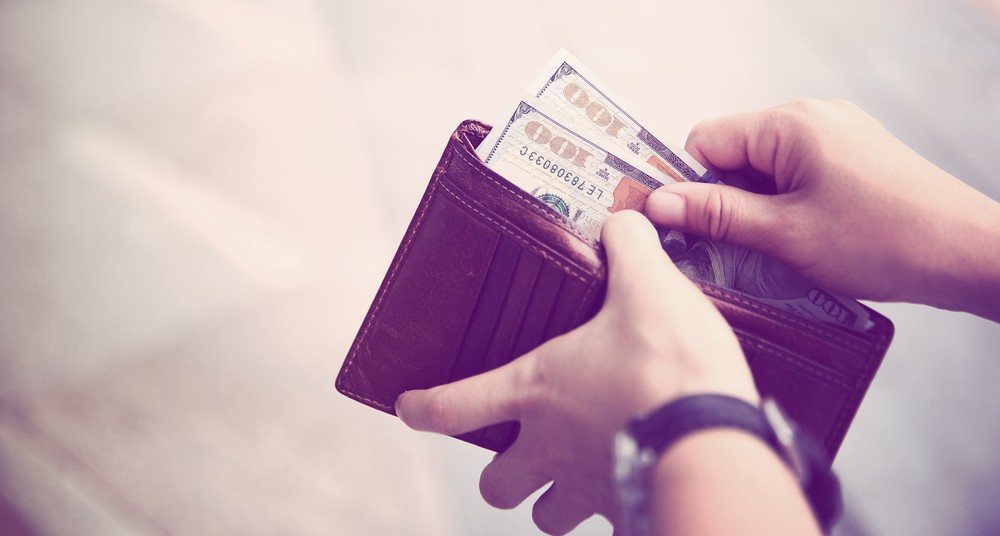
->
[613,431,656,484]
[762,398,795,446]
[613,431,639,482]
[613,431,655,536]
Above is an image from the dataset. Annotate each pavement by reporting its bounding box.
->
[1,1,999,535]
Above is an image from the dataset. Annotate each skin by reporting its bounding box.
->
[396,99,1000,535]
[395,211,815,535]
[648,98,1000,322]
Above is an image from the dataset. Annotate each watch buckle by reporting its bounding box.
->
[762,397,807,479]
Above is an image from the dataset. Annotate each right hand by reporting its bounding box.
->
[645,98,1000,321]
[395,211,759,534]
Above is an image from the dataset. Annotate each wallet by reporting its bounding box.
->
[336,120,894,460]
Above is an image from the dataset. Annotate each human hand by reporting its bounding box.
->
[646,99,1000,320]
[394,210,757,534]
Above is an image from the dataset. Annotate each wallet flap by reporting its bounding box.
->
[703,284,893,454]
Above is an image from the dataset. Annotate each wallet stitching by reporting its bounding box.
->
[453,144,600,248]
[741,338,852,389]
[741,338,849,453]
[711,283,866,350]
[339,144,456,413]
[700,284,869,352]
[341,132,599,412]
[459,139,879,356]
[344,390,392,413]
[826,315,892,452]
[439,181,593,284]
[756,316,889,454]
[572,274,602,326]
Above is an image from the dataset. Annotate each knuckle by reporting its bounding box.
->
[767,102,822,151]
[772,103,811,131]
[783,97,823,114]
[702,187,735,242]
[425,391,457,433]
[517,349,548,393]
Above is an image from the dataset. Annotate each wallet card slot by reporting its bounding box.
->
[511,263,567,358]
[482,249,545,373]
[543,277,599,342]
[449,236,524,383]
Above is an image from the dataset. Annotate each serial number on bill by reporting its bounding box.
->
[519,146,604,199]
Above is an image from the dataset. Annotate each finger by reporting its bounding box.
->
[599,209,676,284]
[532,482,595,535]
[599,210,700,305]
[684,112,759,174]
[684,108,791,181]
[645,181,787,256]
[479,438,552,509]
[394,358,527,435]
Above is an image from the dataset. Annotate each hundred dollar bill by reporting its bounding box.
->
[525,51,873,330]
[661,231,873,330]
[477,94,665,240]
[527,48,718,185]
[479,67,873,331]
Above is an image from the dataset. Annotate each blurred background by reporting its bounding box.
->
[1,0,999,534]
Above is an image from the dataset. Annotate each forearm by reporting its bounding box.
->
[650,429,821,536]
[911,182,1000,323]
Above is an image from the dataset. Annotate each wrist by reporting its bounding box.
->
[651,430,821,536]
[630,339,760,416]
[632,372,761,417]
[913,190,1000,321]
[614,395,839,535]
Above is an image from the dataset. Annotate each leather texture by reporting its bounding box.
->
[336,120,894,460]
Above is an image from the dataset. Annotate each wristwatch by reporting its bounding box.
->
[613,394,842,535]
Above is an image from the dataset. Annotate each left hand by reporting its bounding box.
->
[394,210,758,534]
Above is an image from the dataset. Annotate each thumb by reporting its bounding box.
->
[394,358,524,435]
[645,181,786,254]
[599,210,702,307]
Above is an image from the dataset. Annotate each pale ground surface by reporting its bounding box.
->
[1,1,999,535]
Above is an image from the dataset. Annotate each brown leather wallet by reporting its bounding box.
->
[336,120,894,460]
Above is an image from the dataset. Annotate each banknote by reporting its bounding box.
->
[527,49,718,185]
[661,230,870,330]
[477,53,873,331]
[476,94,666,240]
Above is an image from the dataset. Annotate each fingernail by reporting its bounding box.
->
[646,191,686,225]
[394,393,407,423]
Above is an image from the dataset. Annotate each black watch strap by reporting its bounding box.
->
[625,394,842,533]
